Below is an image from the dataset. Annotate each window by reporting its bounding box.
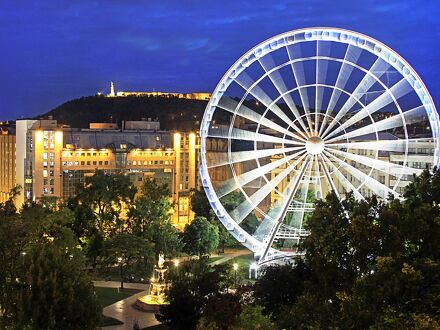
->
[43,170,48,177]
[43,153,48,160]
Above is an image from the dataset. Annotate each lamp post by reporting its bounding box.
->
[117,257,123,290]
[233,263,239,289]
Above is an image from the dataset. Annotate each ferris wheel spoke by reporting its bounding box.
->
[230,153,310,224]
[326,147,423,176]
[216,150,307,198]
[207,146,304,168]
[325,78,412,140]
[326,138,432,153]
[314,155,324,199]
[321,152,365,200]
[315,41,320,133]
[324,150,399,198]
[260,155,311,261]
[319,155,340,198]
[286,46,314,134]
[322,58,391,139]
[325,105,426,143]
[297,157,315,232]
[208,126,301,145]
[318,45,362,135]
[258,55,310,135]
[234,71,300,131]
[217,97,307,142]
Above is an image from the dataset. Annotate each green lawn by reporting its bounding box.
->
[101,315,124,326]
[95,287,140,307]
[225,253,255,285]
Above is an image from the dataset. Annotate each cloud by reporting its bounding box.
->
[206,15,250,25]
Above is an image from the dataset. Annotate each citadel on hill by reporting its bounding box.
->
[102,81,211,101]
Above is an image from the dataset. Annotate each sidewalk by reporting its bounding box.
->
[209,249,252,266]
[94,281,149,291]
[100,289,159,330]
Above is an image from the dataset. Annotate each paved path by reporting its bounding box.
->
[97,249,252,329]
[100,289,159,330]
[94,281,149,291]
[209,249,252,266]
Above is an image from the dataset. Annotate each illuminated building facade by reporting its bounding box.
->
[15,119,199,229]
[0,127,16,203]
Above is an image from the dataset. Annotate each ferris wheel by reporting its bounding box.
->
[199,27,440,266]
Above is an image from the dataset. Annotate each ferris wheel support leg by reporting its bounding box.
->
[259,158,310,263]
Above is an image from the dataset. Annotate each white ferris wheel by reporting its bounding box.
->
[199,27,440,267]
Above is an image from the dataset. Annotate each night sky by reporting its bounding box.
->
[1,0,439,120]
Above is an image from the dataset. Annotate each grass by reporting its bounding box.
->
[141,324,169,330]
[225,253,255,285]
[101,315,124,326]
[95,287,140,307]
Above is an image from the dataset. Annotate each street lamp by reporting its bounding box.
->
[233,263,239,289]
[117,257,123,290]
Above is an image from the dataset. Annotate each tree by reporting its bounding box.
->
[0,196,85,327]
[16,244,101,330]
[254,263,310,320]
[200,293,241,329]
[156,259,233,330]
[253,169,440,329]
[183,216,219,257]
[190,188,212,219]
[100,233,155,284]
[128,178,182,258]
[73,170,136,236]
[232,305,274,330]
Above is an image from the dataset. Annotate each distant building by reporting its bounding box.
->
[0,126,15,203]
[14,119,199,229]
[105,82,211,101]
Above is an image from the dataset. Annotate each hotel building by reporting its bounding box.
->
[14,118,199,229]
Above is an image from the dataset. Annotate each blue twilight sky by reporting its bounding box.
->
[0,0,439,120]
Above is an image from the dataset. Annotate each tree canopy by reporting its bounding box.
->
[183,216,219,257]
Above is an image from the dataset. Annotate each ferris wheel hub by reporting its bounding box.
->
[305,136,324,155]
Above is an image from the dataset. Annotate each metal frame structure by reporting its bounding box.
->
[199,27,440,266]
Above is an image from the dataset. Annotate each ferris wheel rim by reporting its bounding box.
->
[199,27,440,257]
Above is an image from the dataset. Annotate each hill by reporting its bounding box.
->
[39,95,208,131]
